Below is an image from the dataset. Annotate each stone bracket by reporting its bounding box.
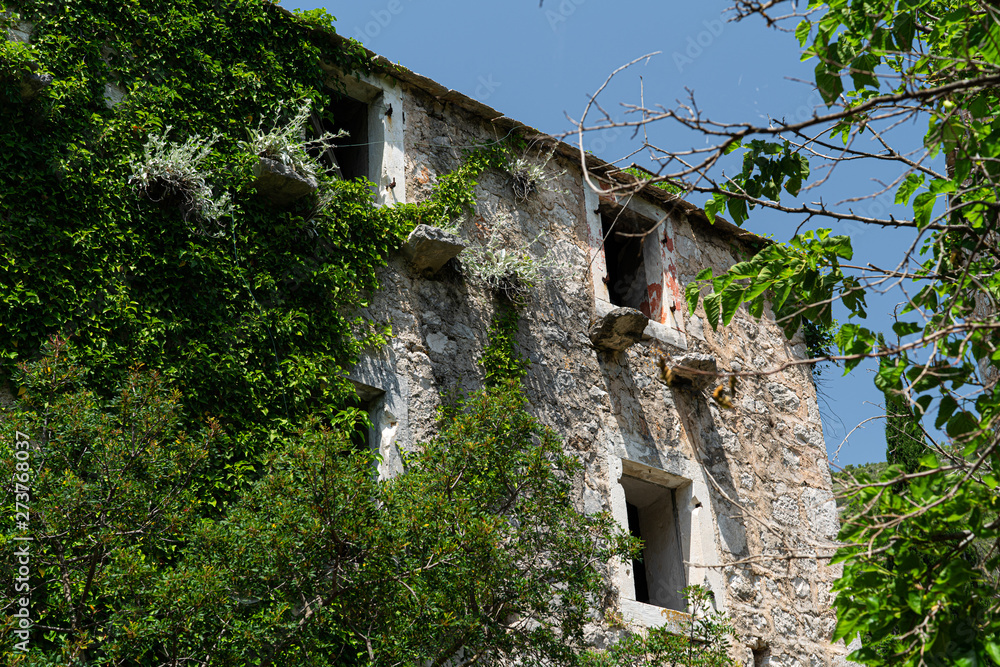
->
[588,307,648,352]
[665,353,718,390]
[253,157,318,206]
[401,224,466,275]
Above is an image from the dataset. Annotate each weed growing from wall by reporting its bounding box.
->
[241,96,345,184]
[129,127,233,229]
[463,229,570,301]
[482,304,528,386]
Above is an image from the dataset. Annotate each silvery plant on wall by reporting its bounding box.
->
[462,223,570,301]
[241,97,345,186]
[129,128,232,234]
[240,97,347,214]
[507,144,566,203]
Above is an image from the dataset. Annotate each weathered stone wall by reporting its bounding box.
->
[350,70,850,667]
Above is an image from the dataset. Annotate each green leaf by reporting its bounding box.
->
[783,153,811,196]
[935,395,958,429]
[892,321,921,337]
[849,53,879,90]
[795,18,812,47]
[815,65,844,105]
[906,588,922,614]
[893,12,915,51]
[703,292,723,330]
[946,411,977,438]
[704,193,727,223]
[726,197,749,226]
[874,359,904,391]
[728,261,757,280]
[720,284,746,327]
[820,234,854,260]
[685,281,702,315]
[912,191,937,228]
[929,178,957,195]
[916,394,933,416]
[895,173,925,205]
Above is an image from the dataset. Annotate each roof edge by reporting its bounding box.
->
[270,5,770,250]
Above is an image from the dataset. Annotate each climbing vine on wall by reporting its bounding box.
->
[0,2,643,664]
[0,0,388,482]
[0,0,532,496]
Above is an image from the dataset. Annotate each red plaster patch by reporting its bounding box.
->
[647,282,664,322]
[665,265,683,307]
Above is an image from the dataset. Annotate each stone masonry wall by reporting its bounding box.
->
[351,70,851,667]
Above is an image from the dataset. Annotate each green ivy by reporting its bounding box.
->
[481,305,528,386]
[0,0,524,506]
[0,2,653,663]
[0,0,381,480]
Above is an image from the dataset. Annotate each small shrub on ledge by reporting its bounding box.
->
[462,229,569,301]
[129,128,232,233]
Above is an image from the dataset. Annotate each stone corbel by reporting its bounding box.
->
[401,224,466,275]
[588,307,648,352]
[252,158,318,206]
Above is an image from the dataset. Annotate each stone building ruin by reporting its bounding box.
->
[323,34,851,667]
[5,10,851,665]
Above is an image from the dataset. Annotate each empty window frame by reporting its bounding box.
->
[619,474,687,611]
[347,376,404,480]
[314,93,370,182]
[347,381,386,453]
[317,66,405,205]
[601,208,654,315]
[596,200,680,332]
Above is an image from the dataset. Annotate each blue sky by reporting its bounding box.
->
[284,0,926,467]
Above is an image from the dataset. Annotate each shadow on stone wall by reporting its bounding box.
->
[669,386,751,563]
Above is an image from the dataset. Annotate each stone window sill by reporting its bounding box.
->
[620,598,691,632]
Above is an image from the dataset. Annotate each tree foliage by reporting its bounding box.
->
[0,0,644,663]
[879,353,926,478]
[0,335,636,665]
[573,0,1000,663]
[582,586,735,667]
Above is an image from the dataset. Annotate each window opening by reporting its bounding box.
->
[347,382,385,453]
[315,94,370,181]
[626,501,650,604]
[620,475,686,611]
[753,647,771,667]
[600,208,655,316]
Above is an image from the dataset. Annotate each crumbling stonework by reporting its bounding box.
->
[337,46,851,667]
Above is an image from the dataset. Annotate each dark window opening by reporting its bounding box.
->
[600,208,655,315]
[346,396,374,452]
[626,502,650,604]
[620,475,686,611]
[752,647,771,667]
[315,94,369,181]
[347,383,384,453]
